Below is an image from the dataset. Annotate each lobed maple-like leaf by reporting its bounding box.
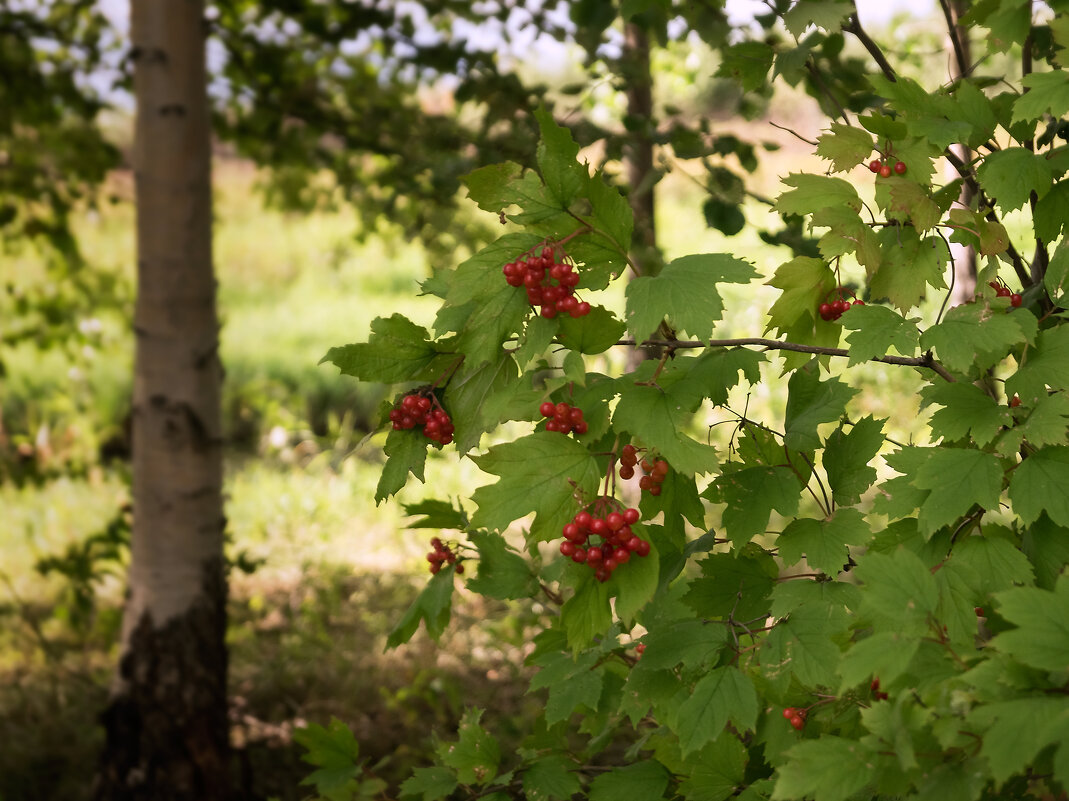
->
[435,708,500,786]
[783,365,858,453]
[671,666,759,755]
[1008,446,1069,528]
[823,416,885,504]
[912,447,1003,537]
[470,433,600,541]
[625,253,757,342]
[778,508,872,575]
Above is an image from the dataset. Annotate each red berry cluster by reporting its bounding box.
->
[427,537,463,575]
[782,707,807,730]
[539,401,588,435]
[870,677,889,701]
[559,506,650,582]
[988,279,1022,307]
[502,246,591,319]
[618,445,668,495]
[867,157,906,178]
[389,393,454,445]
[818,289,863,322]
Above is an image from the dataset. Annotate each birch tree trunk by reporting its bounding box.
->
[95,1,229,798]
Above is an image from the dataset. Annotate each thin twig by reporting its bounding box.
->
[846,13,897,82]
[615,338,957,382]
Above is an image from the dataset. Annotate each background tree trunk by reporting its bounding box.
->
[95,1,229,799]
[947,0,977,308]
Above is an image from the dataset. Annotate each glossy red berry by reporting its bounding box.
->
[790,715,805,730]
[878,164,892,178]
[1010,293,1022,307]
[893,160,907,174]
[868,159,881,173]
[623,507,640,525]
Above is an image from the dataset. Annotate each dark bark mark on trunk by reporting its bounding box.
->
[95,561,230,801]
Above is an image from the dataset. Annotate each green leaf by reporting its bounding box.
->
[534,107,585,208]
[677,736,747,801]
[522,755,582,801]
[613,535,660,624]
[922,382,1010,446]
[376,429,429,504]
[462,161,525,212]
[912,447,1004,536]
[1009,446,1069,528]
[1011,70,1069,124]
[613,383,720,476]
[854,549,938,634]
[771,737,874,801]
[399,766,458,801]
[470,433,601,542]
[886,180,942,232]
[585,171,634,256]
[588,760,670,801]
[436,708,500,786]
[919,299,1035,375]
[775,174,861,217]
[1006,326,1069,402]
[868,229,948,312]
[823,417,885,504]
[531,651,604,724]
[1023,515,1069,590]
[294,719,361,800]
[1034,180,1069,242]
[783,365,858,453]
[770,580,861,618]
[322,315,444,383]
[446,240,543,366]
[561,578,612,652]
[466,532,537,600]
[625,254,758,342]
[386,568,455,649]
[707,466,801,548]
[815,123,874,172]
[404,499,467,530]
[557,305,626,354]
[778,508,872,575]
[762,602,848,688]
[765,257,836,335]
[976,147,1054,213]
[670,348,764,407]
[638,620,729,670]
[782,0,852,34]
[684,551,778,623]
[838,631,920,690]
[672,667,759,755]
[444,353,525,453]
[970,697,1069,787]
[716,41,774,92]
[954,534,1035,596]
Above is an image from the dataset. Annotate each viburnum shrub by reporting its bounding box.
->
[317,6,1069,800]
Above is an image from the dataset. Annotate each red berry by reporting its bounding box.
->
[819,302,833,320]
[586,547,602,563]
[638,476,653,490]
[783,707,795,719]
[540,401,555,417]
[634,539,650,557]
[1010,293,1022,307]
[635,643,646,655]
[606,512,624,531]
[574,421,588,435]
[790,715,805,730]
[455,564,464,575]
[878,164,892,178]
[589,518,608,535]
[653,460,669,476]
[893,160,907,174]
[626,535,642,551]
[574,301,591,317]
[619,464,635,480]
[1009,395,1021,408]
[852,299,865,306]
[613,547,630,563]
[571,549,587,563]
[648,486,661,496]
[623,508,640,525]
[868,159,881,173]
[560,541,576,557]
[574,512,592,528]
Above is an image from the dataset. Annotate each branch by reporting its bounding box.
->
[938,0,970,79]
[615,338,957,382]
[806,59,851,124]
[846,13,897,82]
